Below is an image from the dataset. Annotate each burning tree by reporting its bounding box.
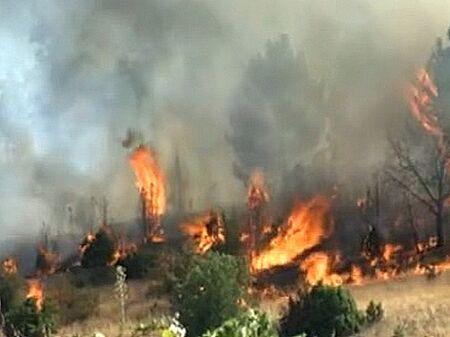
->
[128,145,166,243]
[245,169,270,255]
[180,210,225,254]
[387,67,450,248]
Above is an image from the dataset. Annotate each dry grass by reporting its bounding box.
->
[55,279,170,337]
[351,272,450,337]
[54,272,450,336]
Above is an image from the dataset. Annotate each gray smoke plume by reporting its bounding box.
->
[1,0,450,253]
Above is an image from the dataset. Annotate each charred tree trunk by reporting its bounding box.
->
[435,205,445,247]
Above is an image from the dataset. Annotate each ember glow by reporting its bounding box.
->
[129,145,166,242]
[79,231,95,255]
[180,210,225,254]
[36,246,59,276]
[26,279,44,311]
[2,257,17,275]
[251,195,333,272]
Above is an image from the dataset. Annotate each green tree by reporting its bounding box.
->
[175,252,248,337]
[3,299,56,337]
[202,309,278,337]
[280,284,364,337]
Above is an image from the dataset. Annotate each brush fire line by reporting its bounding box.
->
[5,81,450,295]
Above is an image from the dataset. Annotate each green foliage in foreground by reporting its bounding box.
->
[4,299,56,337]
[202,309,278,337]
[280,284,365,337]
[175,252,249,337]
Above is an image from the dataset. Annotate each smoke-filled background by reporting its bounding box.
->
[1,0,450,249]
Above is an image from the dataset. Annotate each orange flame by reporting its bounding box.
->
[406,68,441,137]
[79,231,96,255]
[26,279,43,311]
[129,145,166,217]
[382,243,401,262]
[350,265,363,285]
[251,195,333,271]
[109,238,138,266]
[180,210,225,254]
[129,145,166,242]
[2,257,17,275]
[300,252,343,286]
[36,246,59,276]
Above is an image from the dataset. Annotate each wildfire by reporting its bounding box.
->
[300,252,343,286]
[26,279,43,311]
[251,195,333,272]
[129,145,166,242]
[350,265,363,285]
[79,231,96,255]
[406,68,442,138]
[109,238,138,266]
[36,246,59,276]
[2,257,17,275]
[245,169,271,253]
[381,243,401,262]
[180,210,225,254]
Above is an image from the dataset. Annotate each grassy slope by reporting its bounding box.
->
[55,273,450,337]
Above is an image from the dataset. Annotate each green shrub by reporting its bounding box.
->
[202,309,278,337]
[81,228,116,268]
[3,299,57,337]
[0,274,24,314]
[280,284,364,337]
[159,249,192,294]
[175,252,249,337]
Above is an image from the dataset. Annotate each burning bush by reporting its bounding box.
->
[175,252,249,337]
[3,298,56,337]
[279,284,365,337]
[81,227,116,268]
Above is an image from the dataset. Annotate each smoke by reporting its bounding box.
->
[1,0,450,249]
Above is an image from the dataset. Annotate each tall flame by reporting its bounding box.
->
[129,145,166,241]
[406,68,441,137]
[129,145,166,216]
[245,169,271,253]
[251,195,333,272]
[26,279,43,311]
